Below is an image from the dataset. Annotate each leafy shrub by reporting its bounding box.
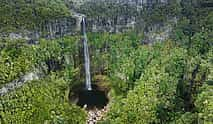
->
[195,84,213,124]
[0,39,36,87]
[0,74,86,124]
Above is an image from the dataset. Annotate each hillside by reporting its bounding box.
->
[0,0,212,124]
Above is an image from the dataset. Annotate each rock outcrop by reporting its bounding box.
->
[1,16,78,41]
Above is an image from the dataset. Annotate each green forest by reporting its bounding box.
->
[0,0,212,124]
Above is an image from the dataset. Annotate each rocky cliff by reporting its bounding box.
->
[0,0,174,41]
[2,17,79,42]
[75,0,172,33]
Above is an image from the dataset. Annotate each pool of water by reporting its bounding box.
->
[77,89,109,109]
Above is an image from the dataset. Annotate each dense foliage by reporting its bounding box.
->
[0,0,70,33]
[0,36,88,123]
[0,74,86,124]
[0,39,34,87]
[0,0,212,124]
[0,36,80,87]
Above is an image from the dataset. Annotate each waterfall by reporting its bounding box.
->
[82,17,92,91]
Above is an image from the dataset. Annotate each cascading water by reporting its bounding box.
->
[82,17,92,91]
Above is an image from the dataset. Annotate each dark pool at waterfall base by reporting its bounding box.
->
[77,89,109,109]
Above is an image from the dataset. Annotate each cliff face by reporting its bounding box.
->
[42,0,170,35]
[1,0,172,40]
[0,0,74,40]
[103,0,168,5]
[76,0,168,5]
[1,17,77,42]
[76,0,170,33]
[86,16,136,33]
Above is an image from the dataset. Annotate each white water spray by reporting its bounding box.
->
[82,17,92,91]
